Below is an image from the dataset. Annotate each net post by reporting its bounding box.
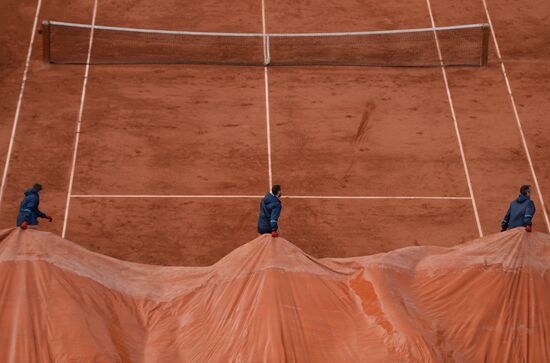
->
[480,24,490,67]
[263,35,271,66]
[41,20,52,63]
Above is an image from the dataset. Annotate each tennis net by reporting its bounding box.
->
[42,21,490,67]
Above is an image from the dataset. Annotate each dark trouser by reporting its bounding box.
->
[258,226,272,234]
[16,210,37,227]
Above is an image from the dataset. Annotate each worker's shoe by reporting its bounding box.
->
[20,221,29,230]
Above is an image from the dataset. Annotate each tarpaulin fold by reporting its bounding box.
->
[0,228,548,362]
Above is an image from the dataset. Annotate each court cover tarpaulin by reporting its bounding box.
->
[0,227,548,362]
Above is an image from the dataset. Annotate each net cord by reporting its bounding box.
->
[47,20,489,38]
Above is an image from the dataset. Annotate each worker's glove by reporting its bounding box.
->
[45,215,53,223]
[526,224,532,232]
[500,224,507,232]
[271,231,279,237]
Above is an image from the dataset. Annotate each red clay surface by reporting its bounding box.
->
[0,0,94,234]
[268,67,469,196]
[2,227,549,362]
[74,65,268,196]
[67,197,475,265]
[0,0,36,194]
[0,0,548,266]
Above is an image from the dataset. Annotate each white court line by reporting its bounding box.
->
[263,70,273,190]
[261,0,273,189]
[62,0,99,238]
[72,194,265,199]
[425,0,484,237]
[0,0,43,212]
[284,195,471,200]
[70,194,471,200]
[480,0,550,232]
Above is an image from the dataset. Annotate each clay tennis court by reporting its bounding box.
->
[1,0,549,269]
[2,0,550,361]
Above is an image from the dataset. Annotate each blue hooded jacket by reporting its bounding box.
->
[16,188,46,226]
[257,193,282,234]
[502,194,536,230]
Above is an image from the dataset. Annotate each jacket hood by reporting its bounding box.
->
[264,193,280,204]
[24,188,39,196]
[516,194,529,203]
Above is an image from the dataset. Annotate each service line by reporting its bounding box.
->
[71,194,471,200]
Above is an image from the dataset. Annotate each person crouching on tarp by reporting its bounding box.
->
[501,184,536,232]
[258,184,282,237]
[16,184,52,229]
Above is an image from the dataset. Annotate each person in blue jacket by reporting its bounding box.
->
[501,185,536,232]
[258,184,282,237]
[16,184,52,229]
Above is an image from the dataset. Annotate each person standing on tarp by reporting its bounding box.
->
[501,185,536,232]
[258,184,282,237]
[16,184,52,229]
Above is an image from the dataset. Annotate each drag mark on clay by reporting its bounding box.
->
[342,101,376,186]
[354,101,376,145]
